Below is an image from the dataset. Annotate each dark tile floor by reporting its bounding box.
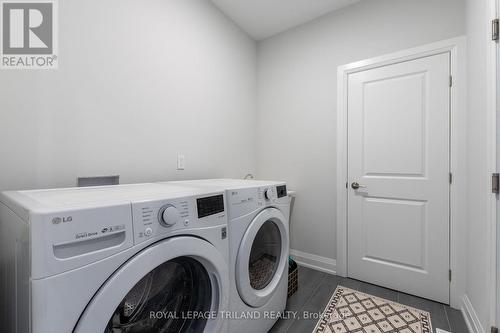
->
[269,266,468,333]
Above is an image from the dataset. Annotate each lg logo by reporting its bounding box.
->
[1,0,57,69]
[52,216,72,224]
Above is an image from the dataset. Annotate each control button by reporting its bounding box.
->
[158,205,181,227]
[145,227,153,236]
[264,189,275,200]
[184,219,189,226]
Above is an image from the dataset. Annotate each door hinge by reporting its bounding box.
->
[493,18,499,41]
[491,326,498,333]
[449,75,453,87]
[449,269,452,282]
[492,173,499,194]
[449,173,453,184]
[346,182,348,189]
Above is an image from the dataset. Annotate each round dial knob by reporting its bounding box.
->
[159,205,180,227]
[264,188,274,200]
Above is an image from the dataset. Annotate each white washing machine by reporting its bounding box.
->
[0,183,230,333]
[163,179,290,333]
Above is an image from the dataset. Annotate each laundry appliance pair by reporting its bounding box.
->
[0,179,290,333]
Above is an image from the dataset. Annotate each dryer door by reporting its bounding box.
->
[74,237,228,333]
[236,208,289,308]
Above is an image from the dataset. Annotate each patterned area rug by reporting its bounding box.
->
[312,286,433,333]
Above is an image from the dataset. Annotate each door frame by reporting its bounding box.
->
[336,37,467,308]
[492,0,499,328]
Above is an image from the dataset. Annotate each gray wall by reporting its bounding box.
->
[0,0,257,191]
[257,0,465,262]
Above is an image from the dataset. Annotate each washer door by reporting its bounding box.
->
[74,237,228,333]
[236,208,289,308]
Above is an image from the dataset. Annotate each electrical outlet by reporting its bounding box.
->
[177,154,185,170]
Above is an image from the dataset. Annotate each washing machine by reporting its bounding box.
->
[0,183,230,333]
[163,179,290,333]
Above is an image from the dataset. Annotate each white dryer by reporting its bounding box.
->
[164,179,291,333]
[0,183,230,333]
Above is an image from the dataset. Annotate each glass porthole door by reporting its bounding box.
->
[74,237,228,333]
[236,208,289,308]
[248,221,282,291]
[105,257,211,332]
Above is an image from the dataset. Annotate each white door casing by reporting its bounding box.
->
[346,53,451,303]
[494,0,500,326]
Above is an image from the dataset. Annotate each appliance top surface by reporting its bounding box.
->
[2,183,222,211]
[166,178,285,189]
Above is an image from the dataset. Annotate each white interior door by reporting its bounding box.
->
[347,52,451,304]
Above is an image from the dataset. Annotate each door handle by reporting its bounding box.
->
[351,182,367,190]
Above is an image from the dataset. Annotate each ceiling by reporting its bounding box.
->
[211,0,361,40]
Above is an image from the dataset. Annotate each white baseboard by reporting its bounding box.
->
[289,249,336,275]
[461,295,485,333]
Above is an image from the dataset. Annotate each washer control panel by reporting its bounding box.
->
[131,192,226,245]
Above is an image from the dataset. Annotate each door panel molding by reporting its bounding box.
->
[336,36,467,308]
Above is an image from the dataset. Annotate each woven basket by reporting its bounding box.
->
[288,258,298,298]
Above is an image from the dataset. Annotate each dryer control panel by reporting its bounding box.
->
[132,192,226,245]
[227,183,289,218]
